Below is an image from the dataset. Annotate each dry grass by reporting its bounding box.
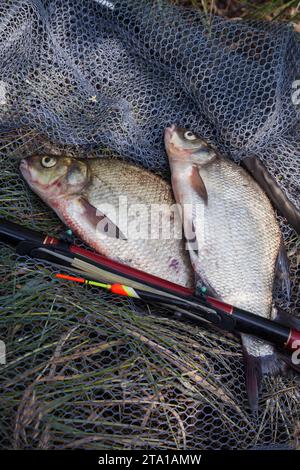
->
[170,0,300,24]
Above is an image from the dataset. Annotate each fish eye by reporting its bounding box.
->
[41,156,57,168]
[184,131,197,141]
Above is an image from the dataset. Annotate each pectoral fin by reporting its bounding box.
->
[79,197,127,240]
[190,166,208,203]
[242,343,283,413]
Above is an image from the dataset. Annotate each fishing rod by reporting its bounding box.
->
[1,218,300,353]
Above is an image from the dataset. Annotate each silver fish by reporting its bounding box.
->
[20,154,193,288]
[165,125,289,410]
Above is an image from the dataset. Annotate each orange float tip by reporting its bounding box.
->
[55,273,86,284]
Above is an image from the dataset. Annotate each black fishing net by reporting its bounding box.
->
[0,0,300,450]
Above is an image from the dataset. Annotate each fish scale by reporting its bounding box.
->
[198,159,280,358]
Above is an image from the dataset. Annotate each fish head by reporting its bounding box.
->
[20,155,89,201]
[164,125,216,168]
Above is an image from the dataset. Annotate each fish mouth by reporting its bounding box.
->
[164,125,176,144]
[20,158,28,170]
[19,159,31,179]
[164,125,193,161]
[19,158,38,187]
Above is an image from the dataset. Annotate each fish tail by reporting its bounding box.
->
[242,306,300,411]
[242,336,283,412]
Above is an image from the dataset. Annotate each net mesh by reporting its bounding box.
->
[0,0,300,450]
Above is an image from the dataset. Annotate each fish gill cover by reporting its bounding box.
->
[0,0,300,450]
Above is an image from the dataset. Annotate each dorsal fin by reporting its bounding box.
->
[243,155,300,235]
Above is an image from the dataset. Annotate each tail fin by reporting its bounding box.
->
[242,308,300,412]
[242,350,262,413]
[242,337,284,412]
